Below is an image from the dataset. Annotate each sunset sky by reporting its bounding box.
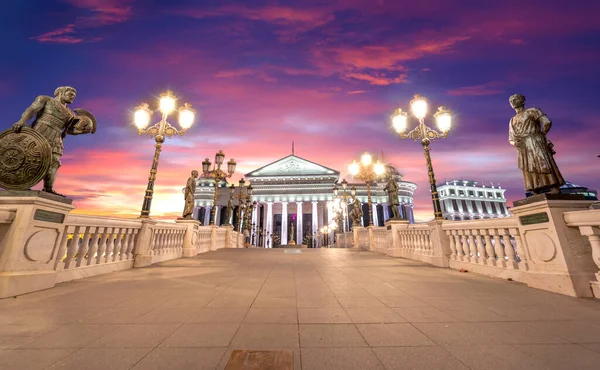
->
[2,0,599,221]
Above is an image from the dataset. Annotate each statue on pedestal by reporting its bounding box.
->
[182,170,198,219]
[224,196,234,226]
[1,86,97,196]
[383,174,402,219]
[289,222,296,245]
[509,94,565,195]
[349,197,363,228]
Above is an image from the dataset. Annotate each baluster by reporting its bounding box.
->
[159,230,165,254]
[125,229,136,260]
[509,227,527,270]
[452,231,463,260]
[474,229,486,265]
[54,225,72,270]
[104,228,115,263]
[428,232,433,255]
[448,230,458,260]
[467,230,477,262]
[491,229,506,267]
[75,227,92,267]
[501,228,517,269]
[149,229,157,255]
[118,228,129,260]
[95,228,109,265]
[458,230,468,261]
[85,227,101,266]
[483,229,495,266]
[64,226,81,269]
[111,228,122,262]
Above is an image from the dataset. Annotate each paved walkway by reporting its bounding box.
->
[1,248,600,370]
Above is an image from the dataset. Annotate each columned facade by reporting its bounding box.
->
[438,179,510,220]
[192,154,416,247]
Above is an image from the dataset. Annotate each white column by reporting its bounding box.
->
[281,202,288,245]
[203,207,210,226]
[214,206,220,226]
[266,202,273,248]
[296,202,303,244]
[251,204,258,245]
[327,202,334,242]
[312,201,318,248]
[409,204,415,224]
[382,203,389,222]
[372,203,379,226]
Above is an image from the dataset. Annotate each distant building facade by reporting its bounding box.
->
[438,179,510,221]
[190,153,417,247]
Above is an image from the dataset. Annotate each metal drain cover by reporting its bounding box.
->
[225,350,294,369]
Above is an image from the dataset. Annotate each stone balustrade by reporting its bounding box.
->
[55,215,143,283]
[148,223,187,263]
[371,227,389,254]
[443,218,527,280]
[196,226,213,253]
[335,232,353,248]
[565,208,600,297]
[357,228,369,250]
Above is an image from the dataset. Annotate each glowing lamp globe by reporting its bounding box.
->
[134,106,151,129]
[349,161,360,176]
[410,94,428,119]
[434,107,452,132]
[159,91,176,114]
[361,153,372,166]
[391,108,408,133]
[178,104,195,129]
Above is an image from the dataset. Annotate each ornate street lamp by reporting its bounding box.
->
[333,179,350,232]
[391,94,452,220]
[135,91,196,218]
[236,178,246,231]
[224,184,235,226]
[202,150,236,225]
[243,185,253,232]
[348,153,386,226]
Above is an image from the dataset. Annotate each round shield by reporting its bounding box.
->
[0,127,52,190]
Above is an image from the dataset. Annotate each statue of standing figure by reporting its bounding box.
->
[383,174,402,219]
[182,170,198,219]
[7,86,96,196]
[349,196,363,228]
[224,196,234,226]
[508,94,565,195]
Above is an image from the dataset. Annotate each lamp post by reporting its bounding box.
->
[236,178,246,231]
[391,94,452,220]
[135,91,196,218]
[348,153,386,226]
[333,179,350,232]
[243,185,253,232]
[202,150,236,225]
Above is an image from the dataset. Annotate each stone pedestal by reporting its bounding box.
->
[133,219,157,267]
[175,219,200,256]
[385,219,408,257]
[352,226,363,249]
[0,192,75,298]
[512,197,596,297]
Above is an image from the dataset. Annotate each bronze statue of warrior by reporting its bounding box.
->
[11,86,96,196]
[508,94,565,195]
[350,197,363,227]
[182,170,198,219]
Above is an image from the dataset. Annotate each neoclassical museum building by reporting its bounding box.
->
[191,153,416,247]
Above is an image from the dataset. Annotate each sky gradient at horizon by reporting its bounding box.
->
[1,0,599,221]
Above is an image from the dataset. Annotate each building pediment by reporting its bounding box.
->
[246,155,339,178]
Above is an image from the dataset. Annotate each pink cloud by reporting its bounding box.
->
[32,0,134,44]
[448,82,505,96]
[31,24,83,44]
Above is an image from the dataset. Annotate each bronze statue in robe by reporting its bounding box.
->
[224,197,234,226]
[509,94,565,194]
[182,170,198,219]
[11,86,96,196]
[383,175,402,219]
[349,197,363,228]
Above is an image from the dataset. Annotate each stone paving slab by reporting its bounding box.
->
[1,248,600,369]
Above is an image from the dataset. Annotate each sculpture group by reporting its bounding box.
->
[1,88,567,213]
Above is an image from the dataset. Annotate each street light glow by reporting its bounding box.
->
[361,153,372,166]
[178,103,195,129]
[374,161,385,176]
[410,94,427,119]
[392,109,408,133]
[159,91,176,114]
[134,106,151,129]
[434,107,452,132]
[349,161,359,176]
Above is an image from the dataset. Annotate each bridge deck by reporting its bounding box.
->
[1,248,600,369]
